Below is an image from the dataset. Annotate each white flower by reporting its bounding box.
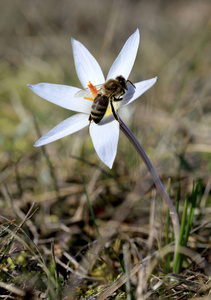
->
[28,29,157,168]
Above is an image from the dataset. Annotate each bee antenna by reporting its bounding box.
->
[126,79,136,89]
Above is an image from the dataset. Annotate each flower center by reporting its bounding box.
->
[88,81,98,97]
[83,81,97,101]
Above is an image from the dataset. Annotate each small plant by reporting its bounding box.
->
[173,181,201,273]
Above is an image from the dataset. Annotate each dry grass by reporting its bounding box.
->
[0,0,210,299]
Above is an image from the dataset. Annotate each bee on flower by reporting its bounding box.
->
[28,29,157,168]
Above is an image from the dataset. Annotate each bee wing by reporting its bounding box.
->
[74,84,104,98]
[74,87,93,98]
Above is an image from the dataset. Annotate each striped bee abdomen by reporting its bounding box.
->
[90,94,109,124]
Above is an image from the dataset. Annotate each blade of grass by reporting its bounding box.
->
[123,244,132,300]
[175,182,181,214]
[171,182,181,243]
[49,241,63,299]
[183,183,198,247]
[165,179,171,270]
[173,193,189,273]
[165,178,171,246]
[83,177,101,238]
[197,180,203,207]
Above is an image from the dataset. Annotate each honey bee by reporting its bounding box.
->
[75,76,135,124]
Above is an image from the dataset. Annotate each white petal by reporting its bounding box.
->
[119,77,158,108]
[34,113,89,147]
[71,38,105,89]
[107,29,140,80]
[89,117,119,168]
[28,83,92,114]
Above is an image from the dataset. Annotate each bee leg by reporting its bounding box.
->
[88,114,92,124]
[113,89,126,102]
[110,100,119,121]
[113,96,123,102]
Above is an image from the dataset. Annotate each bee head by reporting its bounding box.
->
[116,76,128,91]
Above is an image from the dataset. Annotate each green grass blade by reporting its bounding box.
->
[171,182,181,243]
[165,179,171,271]
[175,182,181,214]
[173,192,189,273]
[83,178,101,239]
[165,178,171,246]
[183,183,198,247]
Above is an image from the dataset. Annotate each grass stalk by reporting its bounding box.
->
[165,179,171,270]
[173,193,189,273]
[183,183,198,246]
[83,178,101,238]
[123,244,132,300]
[173,182,199,273]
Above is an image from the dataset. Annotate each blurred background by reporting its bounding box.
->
[0,0,210,296]
[1,0,210,194]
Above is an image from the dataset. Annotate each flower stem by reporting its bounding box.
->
[118,116,180,257]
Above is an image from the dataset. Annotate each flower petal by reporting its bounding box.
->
[71,38,105,89]
[34,113,89,147]
[89,117,119,168]
[28,83,92,113]
[119,77,158,108]
[107,29,140,80]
